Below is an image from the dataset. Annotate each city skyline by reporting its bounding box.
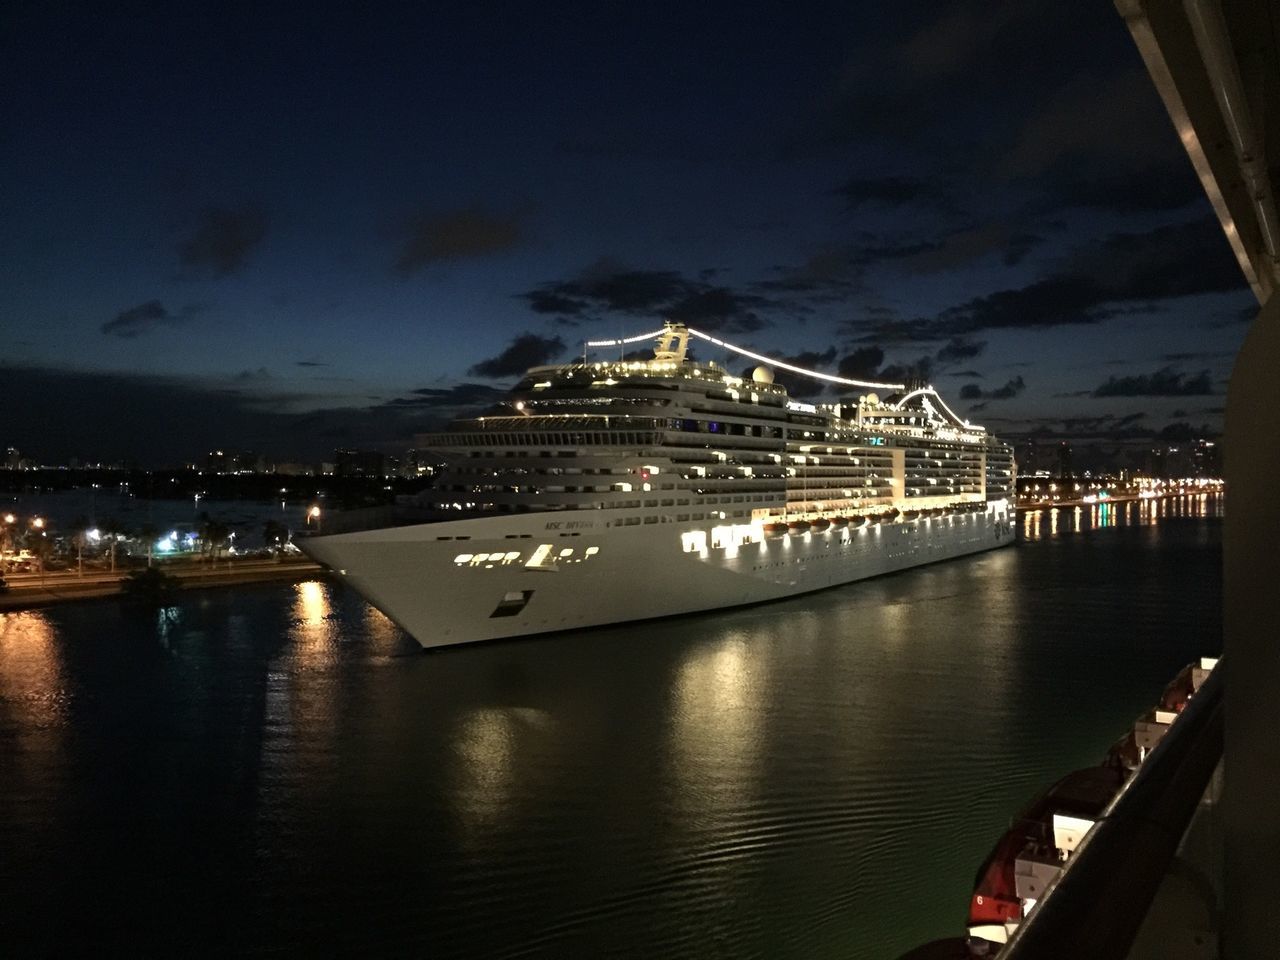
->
[2,2,1253,464]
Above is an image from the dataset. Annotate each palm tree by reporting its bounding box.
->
[138,522,159,568]
[71,514,90,577]
[100,516,122,572]
[263,519,287,559]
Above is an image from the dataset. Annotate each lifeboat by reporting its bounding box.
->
[1159,657,1218,713]
[829,516,849,528]
[810,518,831,531]
[763,521,789,539]
[787,520,810,535]
[849,515,867,527]
[865,514,881,524]
[886,507,900,518]
[967,765,1126,948]
[902,509,920,521]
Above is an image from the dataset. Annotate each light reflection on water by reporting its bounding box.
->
[1019,491,1220,540]
[0,506,1225,958]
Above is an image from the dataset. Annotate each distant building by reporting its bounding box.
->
[204,449,268,473]
[275,462,315,477]
[334,448,385,477]
[4,447,21,470]
[1054,441,1074,478]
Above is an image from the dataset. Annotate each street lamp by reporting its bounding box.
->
[31,517,44,530]
[307,505,322,533]
[3,513,14,525]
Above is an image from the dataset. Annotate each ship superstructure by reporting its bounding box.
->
[301,323,1015,648]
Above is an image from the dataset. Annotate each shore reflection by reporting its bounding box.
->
[1019,492,1221,540]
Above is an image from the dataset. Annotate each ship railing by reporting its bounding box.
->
[1000,663,1223,960]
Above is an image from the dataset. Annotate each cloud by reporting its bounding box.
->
[948,369,983,378]
[521,258,772,333]
[769,347,837,398]
[295,360,329,368]
[833,175,948,210]
[852,217,1244,342]
[0,364,484,465]
[233,367,273,382]
[935,337,986,366]
[101,300,196,338]
[379,382,508,409]
[468,333,565,378]
[959,376,1025,402]
[179,205,268,276]
[837,346,886,381]
[396,206,524,274]
[1092,367,1213,397]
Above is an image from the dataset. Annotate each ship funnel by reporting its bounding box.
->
[654,323,690,362]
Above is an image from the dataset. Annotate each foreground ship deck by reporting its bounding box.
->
[302,323,1016,648]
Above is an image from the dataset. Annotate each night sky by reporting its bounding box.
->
[2,2,1254,466]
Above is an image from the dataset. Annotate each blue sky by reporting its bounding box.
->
[0,1,1253,463]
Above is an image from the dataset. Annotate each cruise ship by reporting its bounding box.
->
[301,323,1015,648]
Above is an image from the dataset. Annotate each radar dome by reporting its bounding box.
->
[751,366,774,384]
[864,392,879,406]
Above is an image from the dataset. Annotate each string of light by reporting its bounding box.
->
[583,328,670,347]
[893,387,981,431]
[583,324,907,392]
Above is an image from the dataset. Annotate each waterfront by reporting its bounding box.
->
[0,495,1222,957]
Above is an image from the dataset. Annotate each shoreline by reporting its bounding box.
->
[0,558,326,612]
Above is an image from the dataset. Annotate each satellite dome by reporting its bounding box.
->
[864,392,880,406]
[751,366,774,384]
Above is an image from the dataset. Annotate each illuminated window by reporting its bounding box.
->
[454,554,473,564]
[558,548,574,558]
[585,546,599,556]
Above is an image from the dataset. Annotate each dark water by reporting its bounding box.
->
[0,495,1222,958]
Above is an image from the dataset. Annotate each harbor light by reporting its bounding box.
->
[31,517,45,529]
[3,513,14,524]
[309,506,321,519]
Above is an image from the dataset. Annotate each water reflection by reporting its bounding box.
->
[669,637,766,817]
[1018,492,1221,540]
[0,610,68,734]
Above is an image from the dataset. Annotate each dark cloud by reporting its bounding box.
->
[101,300,195,339]
[233,367,272,382]
[1156,422,1198,443]
[396,207,524,274]
[380,383,508,409]
[667,287,769,332]
[521,259,772,333]
[878,355,934,385]
[935,337,986,366]
[0,364,473,465]
[179,206,268,276]
[948,369,983,378]
[1092,367,1213,397]
[468,333,566,378]
[833,175,947,210]
[295,360,329,368]
[959,376,1025,402]
[1159,350,1231,362]
[837,346,886,381]
[770,347,837,398]
[1042,159,1202,215]
[853,217,1244,342]
[525,290,590,316]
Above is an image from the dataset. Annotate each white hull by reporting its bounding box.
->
[301,504,1015,648]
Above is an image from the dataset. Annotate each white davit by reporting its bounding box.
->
[300,322,1016,648]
